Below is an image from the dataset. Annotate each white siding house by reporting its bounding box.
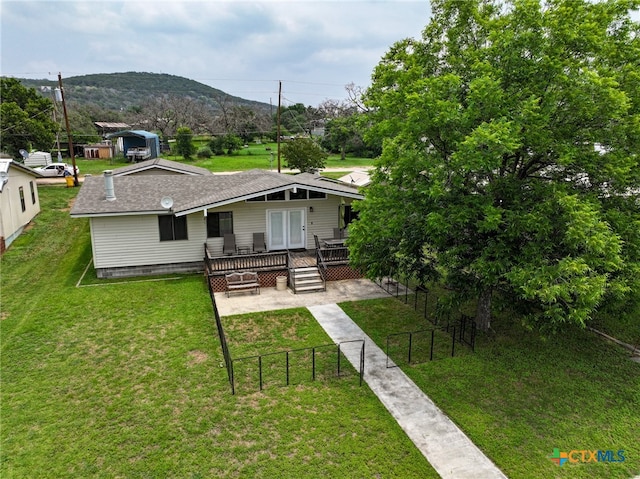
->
[0,160,42,253]
[70,163,363,278]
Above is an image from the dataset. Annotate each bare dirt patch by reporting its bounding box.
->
[187,350,209,366]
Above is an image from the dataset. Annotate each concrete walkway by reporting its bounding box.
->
[308,303,508,479]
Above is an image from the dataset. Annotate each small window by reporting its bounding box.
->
[266,191,285,201]
[159,215,188,241]
[19,187,26,212]
[289,188,307,200]
[309,190,326,199]
[207,212,233,237]
[30,181,36,204]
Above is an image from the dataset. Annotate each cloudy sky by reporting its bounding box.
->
[1,1,432,106]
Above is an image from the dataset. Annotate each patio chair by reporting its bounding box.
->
[223,233,237,255]
[314,234,322,250]
[253,232,266,253]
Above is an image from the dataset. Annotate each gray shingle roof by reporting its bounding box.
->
[70,169,362,217]
[112,158,213,176]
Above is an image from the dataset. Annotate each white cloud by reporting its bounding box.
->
[1,1,430,105]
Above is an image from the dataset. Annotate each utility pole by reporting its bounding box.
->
[277,81,282,173]
[57,73,79,186]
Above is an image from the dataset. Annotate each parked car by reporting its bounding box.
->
[34,163,79,177]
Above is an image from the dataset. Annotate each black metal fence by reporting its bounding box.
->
[206,274,365,394]
[207,269,233,387]
[385,316,477,367]
[375,274,478,366]
[231,340,365,395]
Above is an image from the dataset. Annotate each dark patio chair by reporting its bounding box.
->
[253,232,266,253]
[314,234,321,250]
[223,233,237,255]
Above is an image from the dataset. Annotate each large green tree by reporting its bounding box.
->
[282,137,328,173]
[0,78,58,158]
[349,0,640,331]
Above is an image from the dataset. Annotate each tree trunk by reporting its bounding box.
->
[475,287,492,331]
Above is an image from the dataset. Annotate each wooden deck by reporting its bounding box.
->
[204,244,349,275]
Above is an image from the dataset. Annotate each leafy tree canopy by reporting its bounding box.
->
[281,137,328,173]
[349,0,640,331]
[0,78,58,158]
[175,126,195,159]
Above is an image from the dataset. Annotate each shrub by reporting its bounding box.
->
[197,146,212,159]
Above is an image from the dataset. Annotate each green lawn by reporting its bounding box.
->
[1,186,435,478]
[75,142,373,176]
[341,299,640,479]
[3,185,638,479]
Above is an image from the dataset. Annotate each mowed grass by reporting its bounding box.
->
[341,298,640,479]
[75,141,373,176]
[1,186,436,478]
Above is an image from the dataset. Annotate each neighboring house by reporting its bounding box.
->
[112,158,213,177]
[70,166,363,279]
[338,170,371,188]
[0,159,42,254]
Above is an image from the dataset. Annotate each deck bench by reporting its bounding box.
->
[225,271,260,297]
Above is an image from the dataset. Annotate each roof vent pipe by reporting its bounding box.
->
[104,170,116,201]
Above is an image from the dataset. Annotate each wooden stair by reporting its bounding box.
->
[291,267,325,294]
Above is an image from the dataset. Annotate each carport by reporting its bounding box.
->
[107,130,160,162]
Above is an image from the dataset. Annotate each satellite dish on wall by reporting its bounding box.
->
[160,196,174,210]
[19,149,29,160]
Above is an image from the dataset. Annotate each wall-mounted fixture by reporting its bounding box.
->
[309,206,314,213]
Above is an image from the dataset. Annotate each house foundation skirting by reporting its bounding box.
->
[207,264,363,293]
[96,261,203,279]
[325,264,363,282]
[208,269,289,293]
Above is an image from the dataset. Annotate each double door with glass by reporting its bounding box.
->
[267,209,305,250]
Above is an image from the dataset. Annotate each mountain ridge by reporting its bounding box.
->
[16,71,271,113]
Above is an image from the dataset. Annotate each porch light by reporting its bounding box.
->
[309,206,313,213]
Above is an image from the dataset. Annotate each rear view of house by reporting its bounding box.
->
[70,161,363,281]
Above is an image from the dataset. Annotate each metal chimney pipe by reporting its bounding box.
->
[104,170,116,201]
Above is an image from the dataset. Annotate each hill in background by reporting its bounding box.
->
[18,72,271,113]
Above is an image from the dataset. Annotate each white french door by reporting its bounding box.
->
[267,209,305,250]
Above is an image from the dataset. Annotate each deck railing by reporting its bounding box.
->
[317,246,349,264]
[204,243,289,274]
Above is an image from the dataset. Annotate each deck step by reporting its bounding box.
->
[291,266,325,294]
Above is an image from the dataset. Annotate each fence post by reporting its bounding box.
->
[230,360,235,395]
[430,329,435,361]
[337,343,342,377]
[404,276,409,304]
[451,327,456,357]
[360,341,365,386]
[471,321,476,352]
[286,351,290,386]
[259,356,263,390]
[408,332,413,365]
[424,289,428,320]
[312,347,316,381]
